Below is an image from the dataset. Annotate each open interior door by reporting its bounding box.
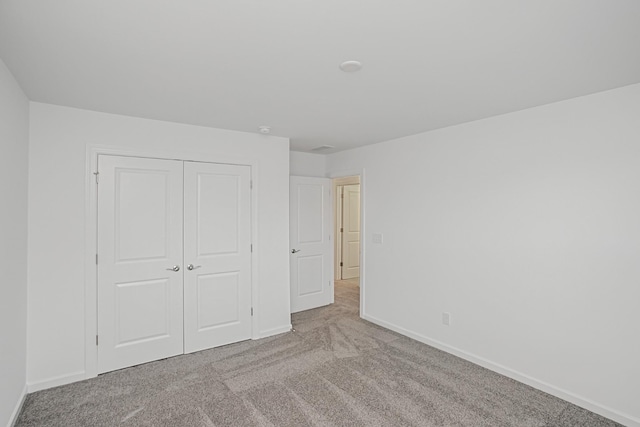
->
[289,176,333,313]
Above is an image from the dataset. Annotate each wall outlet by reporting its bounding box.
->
[372,233,383,244]
[442,312,450,326]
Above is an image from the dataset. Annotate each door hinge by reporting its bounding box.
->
[340,227,344,232]
[96,335,99,346]
[96,254,98,264]
[251,307,254,316]
[250,180,253,190]
[340,262,343,267]
[250,244,253,253]
[94,171,99,184]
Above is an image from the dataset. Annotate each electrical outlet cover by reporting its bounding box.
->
[442,312,450,326]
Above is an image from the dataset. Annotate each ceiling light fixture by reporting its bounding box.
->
[258,125,271,134]
[339,60,362,72]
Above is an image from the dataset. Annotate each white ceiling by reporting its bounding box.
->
[1,1,639,153]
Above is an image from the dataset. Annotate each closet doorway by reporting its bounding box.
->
[96,155,252,373]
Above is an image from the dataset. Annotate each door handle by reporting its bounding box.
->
[187,264,202,271]
[166,265,180,272]
[291,249,301,254]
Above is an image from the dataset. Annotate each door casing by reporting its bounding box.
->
[333,176,360,280]
[330,170,366,316]
[340,184,360,279]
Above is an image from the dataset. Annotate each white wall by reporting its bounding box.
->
[290,151,326,177]
[327,83,640,426]
[0,58,29,426]
[27,103,291,389]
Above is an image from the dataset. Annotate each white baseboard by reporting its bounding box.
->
[27,371,87,393]
[363,314,640,427]
[25,327,292,394]
[256,324,292,339]
[7,384,27,427]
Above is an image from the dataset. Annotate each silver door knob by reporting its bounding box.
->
[166,265,180,272]
[187,264,202,271]
[291,249,301,253]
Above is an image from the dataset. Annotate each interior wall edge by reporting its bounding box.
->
[0,56,29,427]
[6,385,27,427]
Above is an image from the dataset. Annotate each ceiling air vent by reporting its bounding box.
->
[311,145,335,152]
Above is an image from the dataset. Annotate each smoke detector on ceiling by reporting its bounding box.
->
[258,125,271,134]
[339,60,362,72]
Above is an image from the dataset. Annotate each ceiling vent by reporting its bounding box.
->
[311,145,335,152]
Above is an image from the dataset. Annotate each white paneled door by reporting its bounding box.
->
[341,184,360,279]
[97,155,252,374]
[183,161,252,353]
[289,176,333,313]
[97,156,185,373]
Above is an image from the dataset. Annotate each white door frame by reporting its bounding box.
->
[84,145,261,380]
[334,185,343,281]
[333,176,360,280]
[329,169,366,318]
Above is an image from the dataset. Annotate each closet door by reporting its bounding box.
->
[97,155,184,374]
[183,162,252,353]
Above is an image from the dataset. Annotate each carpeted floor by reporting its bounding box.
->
[16,279,621,426]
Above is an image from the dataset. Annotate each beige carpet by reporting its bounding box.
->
[16,279,620,426]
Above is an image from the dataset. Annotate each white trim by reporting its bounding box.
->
[334,181,361,281]
[363,314,640,427]
[257,324,293,339]
[7,384,27,427]
[333,183,343,281]
[84,144,262,380]
[249,163,261,341]
[84,147,99,379]
[328,169,366,318]
[333,176,359,186]
[27,371,87,393]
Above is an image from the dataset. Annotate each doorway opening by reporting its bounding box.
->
[333,176,361,314]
